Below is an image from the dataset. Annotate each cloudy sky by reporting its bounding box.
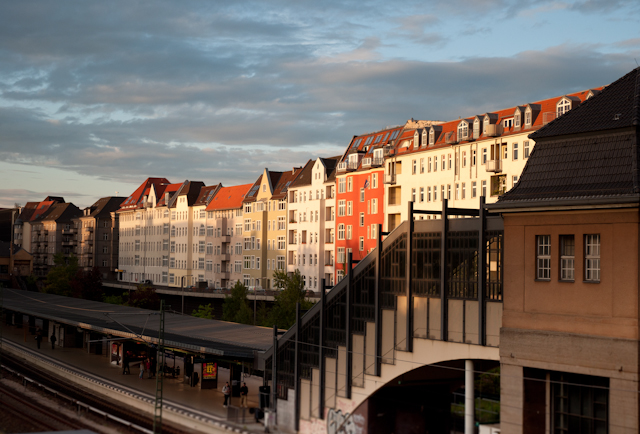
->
[1,0,639,208]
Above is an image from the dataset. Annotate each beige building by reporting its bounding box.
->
[489,68,639,433]
[385,90,600,230]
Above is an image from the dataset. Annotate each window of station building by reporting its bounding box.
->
[584,234,600,282]
[559,235,575,281]
[536,235,551,280]
[551,372,608,434]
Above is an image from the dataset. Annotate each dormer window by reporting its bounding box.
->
[503,118,513,128]
[457,121,468,140]
[484,116,490,128]
[514,111,521,128]
[374,135,382,143]
[525,108,532,127]
[429,128,434,145]
[473,118,480,138]
[413,131,420,146]
[422,130,427,146]
[557,97,572,116]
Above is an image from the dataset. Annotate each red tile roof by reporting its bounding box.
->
[194,184,222,207]
[119,178,171,211]
[206,184,254,211]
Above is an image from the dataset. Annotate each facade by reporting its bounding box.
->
[117,177,172,284]
[204,183,252,288]
[335,126,403,282]
[384,90,601,229]
[38,203,82,271]
[489,67,640,433]
[168,181,205,288]
[287,157,339,290]
[73,196,125,280]
[190,184,222,287]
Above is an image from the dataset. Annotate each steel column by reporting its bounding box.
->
[440,199,449,341]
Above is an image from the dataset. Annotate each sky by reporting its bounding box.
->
[1,0,639,209]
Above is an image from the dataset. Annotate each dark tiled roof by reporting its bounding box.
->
[530,67,640,140]
[290,159,314,188]
[494,68,640,206]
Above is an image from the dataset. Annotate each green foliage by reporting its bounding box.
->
[44,253,79,296]
[476,366,500,396]
[267,269,314,329]
[71,266,103,301]
[25,274,39,291]
[103,293,125,305]
[222,281,253,324]
[125,285,160,310]
[192,303,216,319]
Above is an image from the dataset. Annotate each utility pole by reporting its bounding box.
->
[153,300,166,434]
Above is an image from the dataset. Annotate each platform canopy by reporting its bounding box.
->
[2,288,272,360]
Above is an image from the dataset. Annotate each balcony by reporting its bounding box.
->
[219,253,231,262]
[484,124,502,137]
[384,173,396,185]
[219,271,230,280]
[372,157,384,167]
[62,228,75,235]
[86,226,94,232]
[445,132,458,144]
[361,157,372,168]
[219,235,231,243]
[486,159,502,173]
[62,239,74,246]
[347,160,360,170]
[382,145,393,157]
[325,236,334,244]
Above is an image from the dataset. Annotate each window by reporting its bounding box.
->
[433,185,438,201]
[503,145,508,160]
[481,180,487,198]
[513,175,519,187]
[360,188,365,202]
[277,236,286,250]
[455,184,459,200]
[584,234,600,282]
[347,201,353,216]
[372,173,378,188]
[557,97,572,116]
[427,186,432,202]
[472,149,476,166]
[337,247,345,264]
[372,198,378,214]
[434,156,438,172]
[346,225,352,240]
[513,143,518,160]
[411,188,416,202]
[419,187,424,202]
[525,109,532,127]
[429,128,434,145]
[473,118,480,137]
[347,177,353,192]
[338,178,346,193]
[514,111,521,127]
[359,237,364,251]
[503,118,513,128]
[560,235,575,281]
[482,148,487,164]
[420,158,424,173]
[536,235,551,280]
[277,255,285,270]
[462,151,467,168]
[441,156,445,171]
[551,372,608,434]
[524,141,530,159]
[338,200,345,217]
[412,159,417,174]
[458,122,468,140]
[359,212,364,227]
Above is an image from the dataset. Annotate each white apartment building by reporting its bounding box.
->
[287,157,339,291]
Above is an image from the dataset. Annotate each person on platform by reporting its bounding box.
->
[35,327,43,349]
[145,358,151,379]
[240,382,248,408]
[50,332,56,350]
[122,352,131,375]
[139,360,145,379]
[222,382,231,407]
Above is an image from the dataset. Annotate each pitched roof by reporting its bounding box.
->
[206,184,253,211]
[172,181,206,207]
[119,178,171,211]
[155,183,182,207]
[83,196,127,218]
[272,168,301,199]
[290,159,315,188]
[530,67,640,140]
[321,156,341,183]
[42,203,82,222]
[243,175,262,203]
[491,67,640,208]
[193,184,221,207]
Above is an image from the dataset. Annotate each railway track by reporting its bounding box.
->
[0,381,88,432]
[0,347,190,434]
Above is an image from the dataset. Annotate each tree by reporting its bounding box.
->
[222,281,253,324]
[103,293,125,305]
[44,253,79,296]
[192,303,216,319]
[71,266,103,301]
[126,285,160,310]
[268,269,314,329]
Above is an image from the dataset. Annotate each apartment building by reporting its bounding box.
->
[168,181,205,288]
[385,89,602,229]
[74,196,125,280]
[14,196,64,260]
[287,157,339,290]
[37,202,82,273]
[189,184,222,287]
[117,177,173,284]
[489,67,639,433]
[335,126,403,282]
[204,183,253,288]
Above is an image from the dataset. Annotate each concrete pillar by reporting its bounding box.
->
[465,359,474,434]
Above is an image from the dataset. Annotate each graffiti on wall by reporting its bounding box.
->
[327,408,365,434]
